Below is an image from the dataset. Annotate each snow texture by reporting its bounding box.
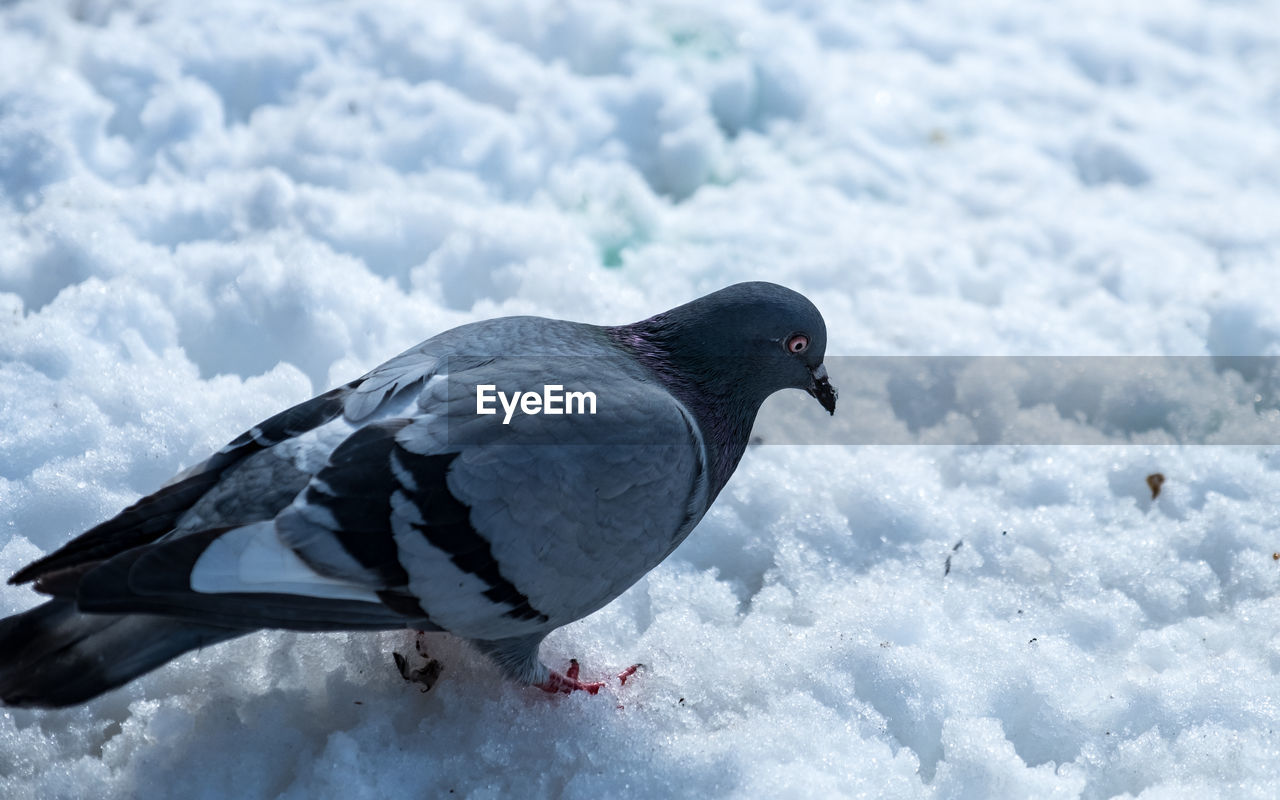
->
[3,0,1280,797]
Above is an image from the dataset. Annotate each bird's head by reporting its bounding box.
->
[617,281,837,416]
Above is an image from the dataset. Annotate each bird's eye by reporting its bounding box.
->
[785,333,809,354]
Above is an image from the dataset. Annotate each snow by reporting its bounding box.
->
[3,0,1280,796]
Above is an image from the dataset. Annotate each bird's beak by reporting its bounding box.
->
[806,363,837,415]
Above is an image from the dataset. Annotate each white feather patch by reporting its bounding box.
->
[190,521,381,602]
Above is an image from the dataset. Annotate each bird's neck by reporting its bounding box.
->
[607,319,765,504]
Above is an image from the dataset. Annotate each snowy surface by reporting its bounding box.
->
[3,0,1280,797]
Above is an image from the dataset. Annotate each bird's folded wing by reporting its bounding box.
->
[12,346,708,641]
[272,355,710,639]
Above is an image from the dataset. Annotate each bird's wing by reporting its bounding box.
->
[18,348,708,639]
[8,382,358,587]
[269,354,710,640]
[8,337,448,589]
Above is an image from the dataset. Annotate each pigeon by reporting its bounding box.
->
[0,281,836,707]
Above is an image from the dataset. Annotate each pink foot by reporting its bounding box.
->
[538,658,606,695]
[617,664,641,685]
[536,659,643,695]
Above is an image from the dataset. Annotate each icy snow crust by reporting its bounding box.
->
[3,0,1280,796]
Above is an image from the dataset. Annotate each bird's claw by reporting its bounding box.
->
[617,663,642,685]
[537,659,643,695]
[393,630,444,692]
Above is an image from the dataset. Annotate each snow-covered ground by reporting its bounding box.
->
[3,0,1280,796]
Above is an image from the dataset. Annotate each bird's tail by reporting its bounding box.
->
[0,599,246,708]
